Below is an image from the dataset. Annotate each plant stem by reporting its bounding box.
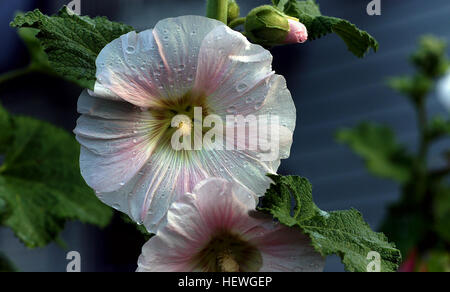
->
[206,0,228,24]
[413,98,430,201]
[0,67,33,85]
[430,166,450,179]
[417,99,429,165]
[229,17,246,29]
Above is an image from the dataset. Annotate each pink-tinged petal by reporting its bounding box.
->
[284,19,308,44]
[195,26,295,162]
[74,91,154,193]
[137,193,205,272]
[245,223,325,272]
[95,16,223,107]
[137,178,324,272]
[77,15,297,235]
[253,75,296,160]
[190,178,260,233]
[194,25,274,115]
[137,178,259,272]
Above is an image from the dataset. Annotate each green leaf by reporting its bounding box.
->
[0,252,17,272]
[427,250,450,272]
[337,123,413,183]
[10,7,134,90]
[120,213,153,242]
[260,175,402,272]
[272,0,378,58]
[428,116,450,141]
[0,197,10,223]
[0,103,13,154]
[0,105,113,248]
[380,203,428,257]
[433,185,450,242]
[388,74,433,105]
[411,35,449,79]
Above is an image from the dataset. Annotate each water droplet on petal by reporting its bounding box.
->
[227,106,237,114]
[126,46,135,54]
[245,96,255,104]
[236,83,248,92]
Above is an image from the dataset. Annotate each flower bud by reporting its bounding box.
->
[284,18,308,44]
[227,0,240,23]
[244,5,308,46]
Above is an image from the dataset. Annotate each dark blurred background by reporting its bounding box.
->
[0,0,449,272]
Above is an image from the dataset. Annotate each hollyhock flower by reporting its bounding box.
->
[437,71,450,112]
[137,178,324,272]
[74,16,296,233]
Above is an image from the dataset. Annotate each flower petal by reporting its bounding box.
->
[137,178,260,272]
[194,25,274,116]
[74,91,154,193]
[94,16,223,107]
[137,178,324,272]
[245,222,325,272]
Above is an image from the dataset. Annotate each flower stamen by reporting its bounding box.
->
[217,248,240,272]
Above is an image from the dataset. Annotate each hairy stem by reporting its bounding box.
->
[206,0,228,24]
[414,98,430,201]
[229,17,246,29]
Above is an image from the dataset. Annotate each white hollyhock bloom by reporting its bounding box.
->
[137,178,324,272]
[437,71,450,112]
[74,16,296,233]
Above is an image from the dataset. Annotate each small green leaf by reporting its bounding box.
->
[120,213,153,242]
[0,252,17,272]
[433,185,450,242]
[380,203,428,258]
[0,104,113,248]
[411,35,449,79]
[388,74,433,105]
[11,7,134,90]
[337,123,413,183]
[0,103,13,154]
[272,0,378,57]
[260,175,402,272]
[427,250,450,272]
[428,116,450,141]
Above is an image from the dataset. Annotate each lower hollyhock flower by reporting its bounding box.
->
[74,15,296,233]
[137,178,324,272]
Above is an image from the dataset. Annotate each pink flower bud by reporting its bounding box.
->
[284,19,308,44]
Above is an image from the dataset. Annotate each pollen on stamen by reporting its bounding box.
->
[178,121,192,136]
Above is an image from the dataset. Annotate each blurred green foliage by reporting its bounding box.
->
[0,103,113,248]
[260,175,401,272]
[337,35,450,272]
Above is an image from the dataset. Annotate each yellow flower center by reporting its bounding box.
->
[191,231,262,272]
